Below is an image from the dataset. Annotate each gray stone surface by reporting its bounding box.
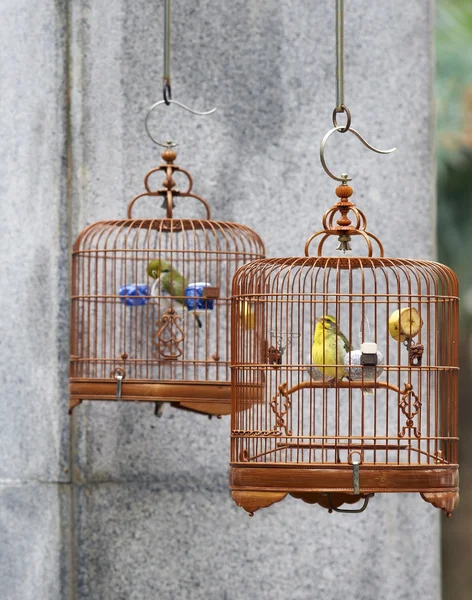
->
[71,0,436,482]
[1,0,439,599]
[0,0,70,482]
[0,3,72,599]
[0,484,71,600]
[75,484,439,600]
[68,2,439,599]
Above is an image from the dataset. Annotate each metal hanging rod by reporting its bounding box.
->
[145,0,217,147]
[319,0,396,182]
[163,0,172,103]
[336,0,344,111]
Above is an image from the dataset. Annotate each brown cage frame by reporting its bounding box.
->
[69,149,265,417]
[230,183,459,516]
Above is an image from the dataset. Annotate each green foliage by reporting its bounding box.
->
[436,0,472,172]
[436,0,472,325]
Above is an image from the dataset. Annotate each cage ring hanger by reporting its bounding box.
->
[320,125,397,183]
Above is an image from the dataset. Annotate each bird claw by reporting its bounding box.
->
[328,377,338,388]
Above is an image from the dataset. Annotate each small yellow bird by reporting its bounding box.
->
[239,300,255,330]
[312,315,353,384]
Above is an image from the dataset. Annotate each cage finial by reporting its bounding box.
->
[126,150,212,220]
[335,181,353,251]
[304,181,384,257]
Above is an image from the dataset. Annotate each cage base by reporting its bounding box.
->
[69,378,234,417]
[69,378,264,417]
[230,464,459,516]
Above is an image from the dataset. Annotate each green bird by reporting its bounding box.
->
[147,259,202,328]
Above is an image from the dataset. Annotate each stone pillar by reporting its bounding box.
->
[1,1,439,599]
[0,1,71,598]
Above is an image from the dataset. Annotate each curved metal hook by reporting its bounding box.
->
[327,493,374,514]
[320,126,396,182]
[145,99,217,148]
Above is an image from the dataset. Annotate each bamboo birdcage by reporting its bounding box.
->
[69,149,265,417]
[230,182,459,516]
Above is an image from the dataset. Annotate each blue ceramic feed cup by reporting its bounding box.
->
[119,283,150,306]
[184,282,215,312]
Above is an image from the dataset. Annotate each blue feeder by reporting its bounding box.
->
[185,282,215,312]
[119,283,150,306]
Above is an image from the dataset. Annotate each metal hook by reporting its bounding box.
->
[332,104,351,133]
[327,493,374,514]
[163,79,172,106]
[320,126,396,182]
[144,99,217,148]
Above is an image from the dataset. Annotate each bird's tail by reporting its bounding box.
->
[193,312,202,328]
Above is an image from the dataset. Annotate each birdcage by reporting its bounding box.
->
[69,148,265,417]
[230,181,459,516]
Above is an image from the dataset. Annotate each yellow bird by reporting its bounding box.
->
[239,300,255,330]
[312,315,353,384]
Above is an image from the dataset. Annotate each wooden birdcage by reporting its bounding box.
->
[230,182,459,516]
[69,149,265,417]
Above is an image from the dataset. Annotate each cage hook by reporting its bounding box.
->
[145,99,216,148]
[322,1,396,182]
[163,79,172,106]
[147,0,216,147]
[320,126,396,183]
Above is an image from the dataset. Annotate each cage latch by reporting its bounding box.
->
[349,450,362,495]
[331,449,372,513]
[114,369,125,401]
[326,451,372,513]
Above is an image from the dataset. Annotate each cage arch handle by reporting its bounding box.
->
[127,161,212,220]
[304,229,384,257]
[127,190,211,220]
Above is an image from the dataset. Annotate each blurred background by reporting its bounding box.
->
[437,1,472,597]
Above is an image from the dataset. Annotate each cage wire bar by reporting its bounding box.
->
[230,182,459,516]
[69,148,265,417]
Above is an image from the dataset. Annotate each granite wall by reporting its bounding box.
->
[0,1,439,599]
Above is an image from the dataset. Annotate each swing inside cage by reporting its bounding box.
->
[69,149,265,417]
[230,184,459,516]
